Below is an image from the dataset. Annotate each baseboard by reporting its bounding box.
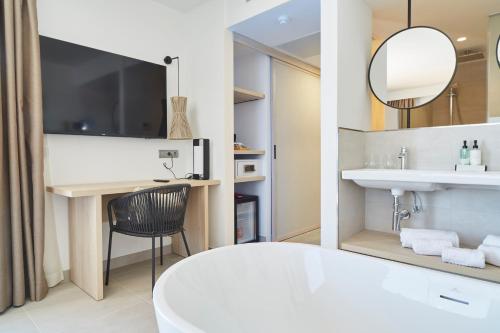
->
[276,224,321,242]
[62,245,172,282]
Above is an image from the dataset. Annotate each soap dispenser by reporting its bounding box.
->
[460,140,470,165]
[470,140,482,166]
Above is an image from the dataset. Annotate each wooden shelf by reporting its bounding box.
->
[234,150,265,155]
[234,176,266,184]
[341,229,500,284]
[234,87,265,104]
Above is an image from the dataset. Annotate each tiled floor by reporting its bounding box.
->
[1,231,321,333]
[0,254,183,333]
[283,228,321,245]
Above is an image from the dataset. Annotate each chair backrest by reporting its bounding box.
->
[108,184,191,236]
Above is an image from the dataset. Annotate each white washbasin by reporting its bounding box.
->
[342,169,500,194]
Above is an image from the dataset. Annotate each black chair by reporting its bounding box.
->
[105,184,191,290]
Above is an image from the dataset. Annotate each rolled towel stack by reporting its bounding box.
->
[477,235,500,267]
[478,245,500,267]
[482,235,500,248]
[412,239,453,256]
[442,247,485,269]
[400,228,460,249]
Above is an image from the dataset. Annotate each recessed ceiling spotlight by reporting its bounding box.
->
[457,37,467,42]
[278,15,290,25]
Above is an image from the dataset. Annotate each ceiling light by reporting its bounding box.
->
[457,37,467,42]
[278,15,290,25]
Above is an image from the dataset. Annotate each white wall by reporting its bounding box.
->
[39,0,234,269]
[321,0,373,249]
[320,0,339,249]
[234,44,272,240]
[184,0,235,248]
[337,0,372,131]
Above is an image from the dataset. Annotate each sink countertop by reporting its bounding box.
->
[342,169,500,188]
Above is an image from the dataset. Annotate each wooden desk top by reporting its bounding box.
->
[46,179,221,198]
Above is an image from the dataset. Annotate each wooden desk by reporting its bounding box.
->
[47,179,220,300]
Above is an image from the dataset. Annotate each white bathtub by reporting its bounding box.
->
[153,242,500,333]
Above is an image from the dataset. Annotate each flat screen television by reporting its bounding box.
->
[40,36,167,138]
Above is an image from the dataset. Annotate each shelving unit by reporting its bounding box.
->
[233,43,272,243]
[340,229,500,283]
[234,87,265,104]
[234,149,265,155]
[234,176,266,184]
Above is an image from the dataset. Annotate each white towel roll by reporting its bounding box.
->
[478,245,500,267]
[400,228,459,248]
[412,239,453,256]
[482,235,500,248]
[442,247,485,269]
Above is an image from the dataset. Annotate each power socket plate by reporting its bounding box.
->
[159,150,179,158]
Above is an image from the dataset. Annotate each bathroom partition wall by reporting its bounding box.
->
[338,129,365,242]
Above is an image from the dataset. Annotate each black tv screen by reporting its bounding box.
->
[40,36,167,138]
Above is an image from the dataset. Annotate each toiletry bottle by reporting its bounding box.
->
[470,140,482,166]
[460,140,470,165]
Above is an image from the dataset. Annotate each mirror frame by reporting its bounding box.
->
[368,26,458,110]
[497,34,500,68]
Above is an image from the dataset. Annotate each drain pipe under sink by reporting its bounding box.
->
[391,189,411,231]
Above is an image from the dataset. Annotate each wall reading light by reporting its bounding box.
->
[164,56,192,140]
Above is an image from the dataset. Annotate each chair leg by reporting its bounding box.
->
[181,230,191,256]
[105,230,113,286]
[160,237,163,266]
[152,236,156,291]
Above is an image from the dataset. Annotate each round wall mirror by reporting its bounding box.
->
[497,35,500,68]
[369,26,457,110]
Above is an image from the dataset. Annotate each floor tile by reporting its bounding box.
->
[24,281,144,333]
[0,308,40,333]
[110,254,183,304]
[72,302,159,333]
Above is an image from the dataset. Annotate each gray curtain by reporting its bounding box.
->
[0,0,48,313]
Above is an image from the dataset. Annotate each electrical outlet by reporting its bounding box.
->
[159,150,179,158]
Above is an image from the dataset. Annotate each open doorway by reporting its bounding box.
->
[229,0,321,245]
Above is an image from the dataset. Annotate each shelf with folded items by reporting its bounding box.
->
[340,229,500,284]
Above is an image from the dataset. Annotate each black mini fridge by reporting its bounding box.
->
[234,194,259,244]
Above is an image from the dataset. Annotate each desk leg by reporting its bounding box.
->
[172,186,209,257]
[68,195,103,300]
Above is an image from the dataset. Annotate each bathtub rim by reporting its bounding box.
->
[152,241,500,332]
[152,242,323,333]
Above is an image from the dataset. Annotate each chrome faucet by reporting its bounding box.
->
[398,147,409,170]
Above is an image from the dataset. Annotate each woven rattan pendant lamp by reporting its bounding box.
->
[164,56,192,139]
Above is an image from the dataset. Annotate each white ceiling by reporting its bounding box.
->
[231,0,321,67]
[364,0,500,52]
[277,32,320,58]
[152,0,208,12]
